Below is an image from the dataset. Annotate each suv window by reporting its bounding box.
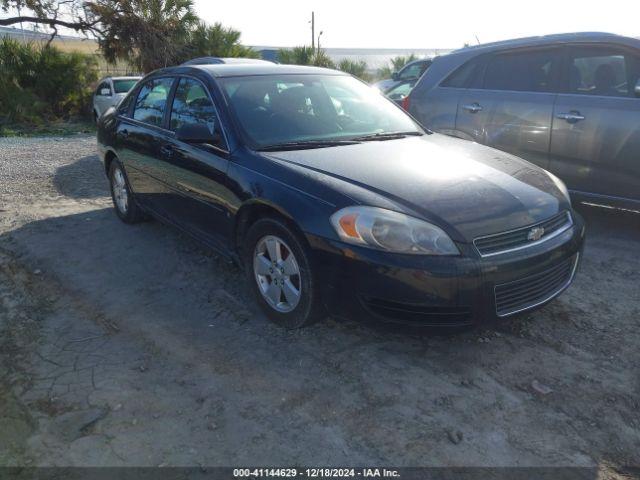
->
[96,81,111,96]
[441,58,484,88]
[133,78,174,127]
[399,61,429,80]
[567,46,639,98]
[170,78,220,138]
[483,49,560,92]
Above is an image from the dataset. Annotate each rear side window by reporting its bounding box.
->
[170,78,219,135]
[96,81,111,96]
[567,46,639,98]
[441,59,484,88]
[483,49,561,92]
[133,78,174,127]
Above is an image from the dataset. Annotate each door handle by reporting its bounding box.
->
[120,129,129,138]
[160,144,174,157]
[462,103,483,113]
[556,111,585,123]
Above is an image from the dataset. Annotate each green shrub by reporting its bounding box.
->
[337,59,372,82]
[0,38,98,127]
[277,46,336,69]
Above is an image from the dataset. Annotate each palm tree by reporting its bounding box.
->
[277,46,335,68]
[183,22,259,60]
[92,0,199,72]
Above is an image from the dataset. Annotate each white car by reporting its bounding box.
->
[92,76,141,121]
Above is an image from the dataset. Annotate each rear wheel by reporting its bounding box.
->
[243,217,324,328]
[108,159,146,224]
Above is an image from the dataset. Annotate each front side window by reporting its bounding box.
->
[220,74,422,149]
[483,49,560,92]
[568,46,639,98]
[133,77,174,127]
[170,78,219,137]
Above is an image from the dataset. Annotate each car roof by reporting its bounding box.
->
[100,76,142,82]
[181,57,274,66]
[404,58,432,66]
[450,32,640,54]
[152,63,347,78]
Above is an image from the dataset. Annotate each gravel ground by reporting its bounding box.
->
[0,135,639,472]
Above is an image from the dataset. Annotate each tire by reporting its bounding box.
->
[243,217,324,328]
[108,159,146,224]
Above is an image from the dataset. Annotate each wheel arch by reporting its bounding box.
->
[104,149,118,177]
[233,199,309,253]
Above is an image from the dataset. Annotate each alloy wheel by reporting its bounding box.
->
[112,167,129,214]
[253,235,302,313]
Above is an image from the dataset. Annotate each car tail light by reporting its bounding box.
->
[401,95,410,111]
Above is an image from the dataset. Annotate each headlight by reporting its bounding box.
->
[330,206,459,255]
[548,172,571,205]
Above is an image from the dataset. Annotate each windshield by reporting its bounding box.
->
[113,79,140,94]
[219,74,422,149]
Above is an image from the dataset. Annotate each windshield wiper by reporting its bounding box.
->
[257,139,361,151]
[350,131,424,142]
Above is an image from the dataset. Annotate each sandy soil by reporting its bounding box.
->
[0,135,639,472]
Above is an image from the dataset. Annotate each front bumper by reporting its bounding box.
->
[310,211,586,327]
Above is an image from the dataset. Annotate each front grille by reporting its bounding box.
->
[474,211,572,257]
[494,254,578,317]
[361,297,472,326]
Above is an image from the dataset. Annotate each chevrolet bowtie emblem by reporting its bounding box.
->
[527,226,545,241]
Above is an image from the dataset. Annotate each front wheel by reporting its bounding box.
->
[243,217,324,328]
[108,159,146,224]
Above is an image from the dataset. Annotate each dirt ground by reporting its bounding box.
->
[0,135,639,471]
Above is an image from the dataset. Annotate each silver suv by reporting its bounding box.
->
[407,32,640,210]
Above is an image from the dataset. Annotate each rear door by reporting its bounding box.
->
[456,47,562,170]
[116,76,176,212]
[414,57,480,134]
[549,44,640,201]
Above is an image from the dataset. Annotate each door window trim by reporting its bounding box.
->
[167,74,231,154]
[125,76,178,133]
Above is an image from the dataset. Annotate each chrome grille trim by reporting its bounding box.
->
[474,211,573,257]
[495,253,579,317]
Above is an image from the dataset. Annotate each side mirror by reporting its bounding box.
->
[100,88,111,96]
[635,79,640,98]
[176,123,220,145]
[391,71,399,81]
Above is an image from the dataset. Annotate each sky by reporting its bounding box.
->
[194,0,639,49]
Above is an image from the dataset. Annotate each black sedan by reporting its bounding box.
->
[97,64,585,329]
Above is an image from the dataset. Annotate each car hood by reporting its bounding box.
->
[262,134,570,241]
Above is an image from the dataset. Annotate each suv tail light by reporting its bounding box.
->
[401,95,410,111]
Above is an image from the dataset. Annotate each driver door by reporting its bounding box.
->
[160,77,234,250]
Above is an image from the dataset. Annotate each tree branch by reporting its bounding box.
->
[0,15,98,33]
